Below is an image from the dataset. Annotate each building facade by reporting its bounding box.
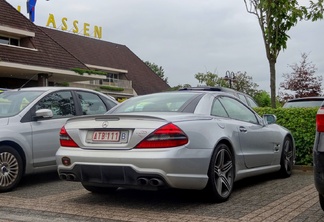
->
[0,0,170,98]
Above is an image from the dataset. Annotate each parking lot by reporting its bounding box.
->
[0,167,322,222]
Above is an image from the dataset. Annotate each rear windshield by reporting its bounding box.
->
[110,93,198,113]
[283,100,324,108]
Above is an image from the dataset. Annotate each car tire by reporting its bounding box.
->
[279,137,293,178]
[0,145,23,192]
[82,183,117,193]
[205,143,234,202]
[319,194,324,211]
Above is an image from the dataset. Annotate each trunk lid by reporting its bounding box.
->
[63,113,211,149]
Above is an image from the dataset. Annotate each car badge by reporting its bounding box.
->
[102,121,109,128]
[136,130,147,138]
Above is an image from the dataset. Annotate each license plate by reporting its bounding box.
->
[92,131,120,142]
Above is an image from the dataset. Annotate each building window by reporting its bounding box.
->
[0,36,20,46]
[0,36,9,44]
[106,73,119,83]
[10,38,19,46]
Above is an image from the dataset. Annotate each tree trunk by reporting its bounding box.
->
[269,60,276,108]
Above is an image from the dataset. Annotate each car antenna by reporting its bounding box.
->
[18,73,38,91]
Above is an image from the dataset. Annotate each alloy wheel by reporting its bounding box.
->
[0,152,19,188]
[213,146,234,198]
[280,137,293,177]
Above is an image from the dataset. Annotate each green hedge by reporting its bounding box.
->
[71,68,107,76]
[99,85,124,92]
[254,107,318,166]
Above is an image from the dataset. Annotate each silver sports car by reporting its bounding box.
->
[56,91,295,202]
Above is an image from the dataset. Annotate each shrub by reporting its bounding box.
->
[254,107,317,166]
[55,82,69,87]
[71,68,107,76]
[99,85,124,92]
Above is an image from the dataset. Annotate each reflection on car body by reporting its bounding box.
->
[56,91,295,202]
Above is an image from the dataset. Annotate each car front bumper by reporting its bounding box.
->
[56,146,212,190]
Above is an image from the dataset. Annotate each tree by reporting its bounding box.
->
[194,71,225,87]
[253,90,271,107]
[307,0,324,21]
[231,71,259,97]
[194,71,259,97]
[170,84,192,91]
[244,0,323,108]
[144,61,168,83]
[279,53,322,101]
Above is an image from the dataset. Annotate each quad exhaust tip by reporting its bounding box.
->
[137,177,164,187]
[59,173,77,181]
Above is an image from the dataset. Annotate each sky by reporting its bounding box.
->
[6,0,324,93]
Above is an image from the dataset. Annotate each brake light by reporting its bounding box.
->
[135,123,188,148]
[316,107,324,132]
[59,126,79,147]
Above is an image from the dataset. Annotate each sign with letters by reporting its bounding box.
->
[16,3,103,39]
[46,13,103,39]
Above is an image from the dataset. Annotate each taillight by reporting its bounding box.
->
[59,126,79,147]
[316,107,324,132]
[135,123,188,148]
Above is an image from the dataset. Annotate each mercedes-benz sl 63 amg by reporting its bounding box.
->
[56,91,295,202]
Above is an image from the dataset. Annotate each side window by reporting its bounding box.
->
[211,98,228,117]
[36,91,75,118]
[102,97,117,110]
[238,94,248,105]
[219,96,258,124]
[76,91,107,115]
[246,96,258,108]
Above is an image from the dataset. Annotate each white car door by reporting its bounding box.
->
[31,90,75,168]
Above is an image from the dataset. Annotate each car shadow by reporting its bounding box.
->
[68,172,283,209]
[10,170,284,207]
[9,171,81,198]
[233,171,279,191]
[19,171,60,187]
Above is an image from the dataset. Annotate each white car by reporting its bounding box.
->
[56,91,295,202]
[0,87,118,192]
[283,97,324,108]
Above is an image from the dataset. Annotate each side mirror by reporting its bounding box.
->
[34,109,53,119]
[263,114,277,124]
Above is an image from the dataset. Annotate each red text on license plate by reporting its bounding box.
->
[92,131,120,142]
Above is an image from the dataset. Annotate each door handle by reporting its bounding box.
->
[239,126,247,133]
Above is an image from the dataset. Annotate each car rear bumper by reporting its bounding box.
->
[56,147,211,190]
[59,165,170,190]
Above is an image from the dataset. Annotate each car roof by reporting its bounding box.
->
[10,86,94,91]
[134,90,238,99]
[286,97,324,102]
[179,86,259,107]
[5,86,117,101]
[179,86,237,93]
[283,96,324,108]
[145,90,246,102]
